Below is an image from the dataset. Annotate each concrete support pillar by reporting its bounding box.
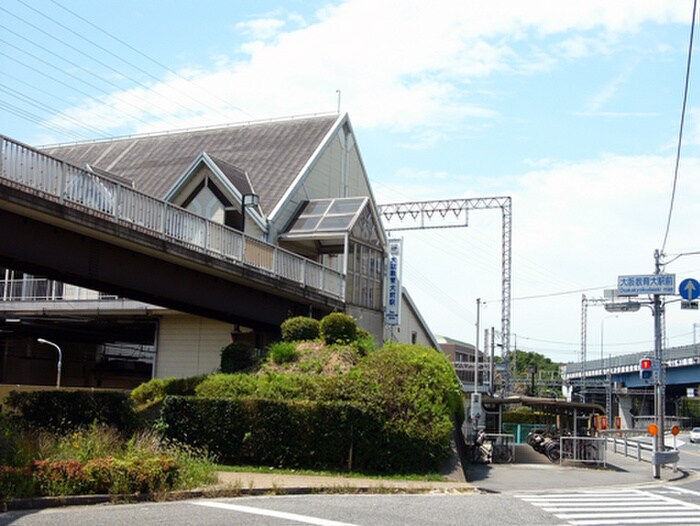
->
[618,395,635,429]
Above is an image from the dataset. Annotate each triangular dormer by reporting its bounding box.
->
[164,152,266,234]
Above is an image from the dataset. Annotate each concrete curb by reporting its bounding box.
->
[2,478,477,512]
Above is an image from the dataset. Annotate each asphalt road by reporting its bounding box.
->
[0,494,560,526]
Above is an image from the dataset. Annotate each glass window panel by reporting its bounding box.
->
[302,200,332,216]
[289,216,321,231]
[328,198,364,215]
[318,215,354,230]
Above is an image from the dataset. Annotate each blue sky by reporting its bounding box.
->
[2,0,700,363]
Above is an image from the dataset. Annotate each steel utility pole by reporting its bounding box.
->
[475,298,481,393]
[653,249,665,479]
[580,295,606,402]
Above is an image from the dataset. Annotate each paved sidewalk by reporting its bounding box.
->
[466,444,691,493]
[210,445,690,496]
[212,471,474,494]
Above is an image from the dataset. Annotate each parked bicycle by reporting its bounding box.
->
[527,428,599,463]
[472,429,514,464]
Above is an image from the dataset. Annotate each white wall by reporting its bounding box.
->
[271,126,372,239]
[155,314,232,378]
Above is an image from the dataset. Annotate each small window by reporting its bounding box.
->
[411,331,418,344]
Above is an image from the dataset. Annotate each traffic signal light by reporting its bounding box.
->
[640,358,653,381]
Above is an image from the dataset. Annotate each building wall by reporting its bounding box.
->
[384,295,437,349]
[155,314,232,378]
[346,305,384,344]
[271,125,372,240]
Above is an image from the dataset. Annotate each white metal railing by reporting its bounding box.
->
[0,135,345,300]
[606,435,679,469]
[559,436,606,465]
[0,277,118,302]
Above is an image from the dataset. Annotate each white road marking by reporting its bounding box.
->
[516,487,700,525]
[191,500,360,526]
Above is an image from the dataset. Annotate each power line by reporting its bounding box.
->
[661,0,697,252]
[485,285,613,304]
[0,100,89,140]
[0,14,196,122]
[0,83,111,138]
[41,0,249,117]
[0,43,161,129]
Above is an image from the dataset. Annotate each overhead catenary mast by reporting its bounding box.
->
[377,196,512,393]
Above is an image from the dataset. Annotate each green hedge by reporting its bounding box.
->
[160,396,445,473]
[5,390,137,433]
[131,375,207,405]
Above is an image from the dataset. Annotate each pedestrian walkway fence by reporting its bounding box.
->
[559,436,606,466]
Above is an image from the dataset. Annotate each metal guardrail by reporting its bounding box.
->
[605,436,679,469]
[0,135,345,301]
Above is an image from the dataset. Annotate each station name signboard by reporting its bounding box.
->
[617,274,675,296]
[385,238,403,325]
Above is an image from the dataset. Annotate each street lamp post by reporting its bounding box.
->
[36,338,62,388]
[240,193,260,234]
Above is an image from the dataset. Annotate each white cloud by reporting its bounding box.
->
[235,18,286,41]
[389,153,700,359]
[44,0,691,138]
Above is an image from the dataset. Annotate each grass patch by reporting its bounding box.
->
[213,464,448,482]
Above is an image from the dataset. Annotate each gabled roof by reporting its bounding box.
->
[41,114,341,216]
[208,155,254,197]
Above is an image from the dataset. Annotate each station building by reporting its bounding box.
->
[0,113,438,388]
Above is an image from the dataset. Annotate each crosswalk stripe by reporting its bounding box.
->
[516,486,700,525]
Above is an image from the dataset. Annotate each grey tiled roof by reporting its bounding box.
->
[208,155,253,196]
[41,114,340,216]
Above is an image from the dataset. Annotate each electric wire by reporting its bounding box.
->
[32,0,248,117]
[0,25,184,130]
[0,43,164,130]
[0,83,111,138]
[0,71,115,138]
[661,0,697,252]
[0,15,197,123]
[0,100,90,140]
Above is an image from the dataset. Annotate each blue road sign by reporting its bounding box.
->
[679,278,700,300]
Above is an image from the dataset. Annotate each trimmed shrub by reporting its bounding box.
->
[131,376,207,406]
[268,341,299,364]
[280,316,320,342]
[161,393,455,474]
[320,313,357,345]
[220,342,256,373]
[195,372,321,401]
[5,390,137,433]
[349,343,465,469]
[131,378,166,405]
[195,373,259,399]
[161,396,366,470]
[32,459,89,496]
[163,375,207,397]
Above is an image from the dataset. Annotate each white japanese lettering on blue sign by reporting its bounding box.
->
[617,274,676,296]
